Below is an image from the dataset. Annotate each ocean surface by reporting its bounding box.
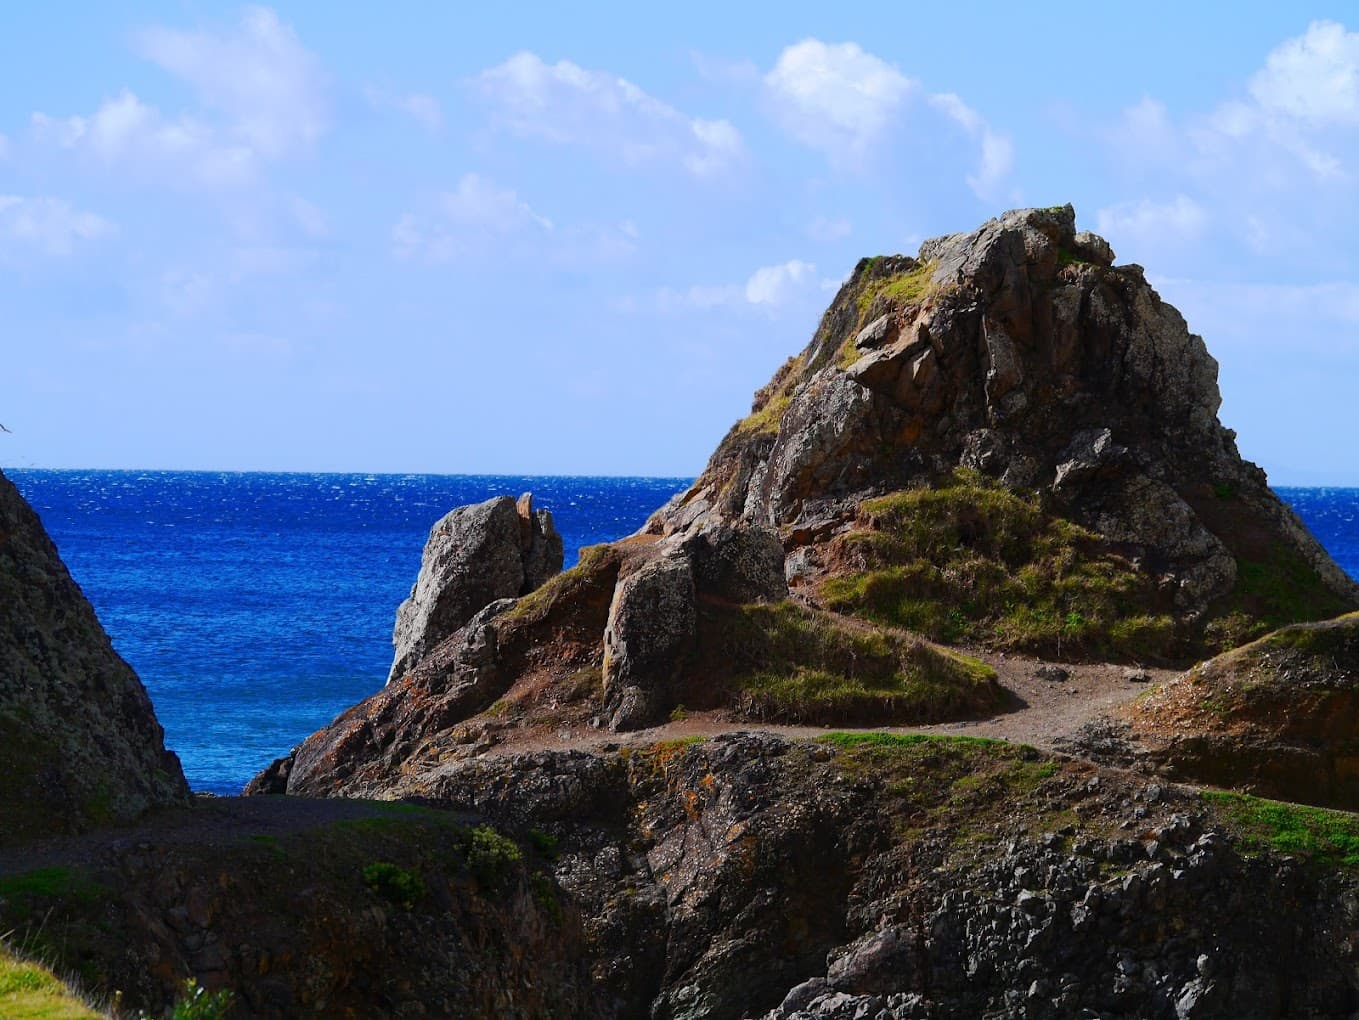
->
[7,471,1358,795]
[8,471,689,794]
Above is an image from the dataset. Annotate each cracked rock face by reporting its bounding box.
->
[0,469,188,844]
[654,205,1357,620]
[388,492,563,683]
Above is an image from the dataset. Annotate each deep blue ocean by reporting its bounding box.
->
[6,471,1358,795]
[8,471,689,795]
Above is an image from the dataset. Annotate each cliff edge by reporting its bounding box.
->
[0,469,188,844]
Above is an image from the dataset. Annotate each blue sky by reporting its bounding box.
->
[1,3,1357,482]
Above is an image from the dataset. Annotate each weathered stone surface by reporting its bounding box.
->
[0,469,188,844]
[655,205,1357,627]
[381,733,1359,1020]
[388,493,562,683]
[603,553,696,730]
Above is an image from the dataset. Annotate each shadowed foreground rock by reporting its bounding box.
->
[0,468,188,844]
[15,735,1359,1018]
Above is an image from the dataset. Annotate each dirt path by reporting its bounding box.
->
[480,648,1176,757]
[0,651,1172,878]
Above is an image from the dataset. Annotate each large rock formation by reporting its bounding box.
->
[388,492,562,682]
[652,205,1355,652]
[257,205,1355,801]
[0,469,188,844]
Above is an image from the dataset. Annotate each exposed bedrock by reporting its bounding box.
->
[0,468,188,844]
[388,491,563,683]
[654,205,1355,628]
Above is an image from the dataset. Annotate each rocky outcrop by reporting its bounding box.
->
[371,733,1359,1019]
[29,735,1359,1019]
[653,205,1356,647]
[0,469,188,845]
[388,492,562,683]
[1115,612,1359,809]
[255,204,1357,802]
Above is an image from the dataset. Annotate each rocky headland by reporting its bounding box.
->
[4,206,1359,1019]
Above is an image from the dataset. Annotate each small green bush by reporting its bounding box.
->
[466,826,523,886]
[527,828,559,859]
[362,861,425,908]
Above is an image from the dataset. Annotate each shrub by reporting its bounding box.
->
[362,861,425,908]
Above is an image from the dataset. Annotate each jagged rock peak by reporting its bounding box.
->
[652,203,1357,624]
[0,469,188,844]
[388,492,563,683]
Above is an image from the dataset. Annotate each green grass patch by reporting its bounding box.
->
[0,947,104,1019]
[819,470,1179,661]
[819,731,1010,752]
[1204,790,1359,868]
[527,828,559,859]
[1228,545,1352,637]
[853,259,935,322]
[0,869,106,921]
[821,731,1066,842]
[715,600,1001,725]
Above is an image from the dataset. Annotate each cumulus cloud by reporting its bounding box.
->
[0,195,115,255]
[33,91,256,187]
[472,51,744,179]
[1114,21,1359,186]
[1249,20,1359,126]
[134,5,327,158]
[31,7,325,188]
[1095,195,1207,251]
[929,93,1015,200]
[364,86,444,132]
[637,258,819,314]
[764,39,915,162]
[745,259,817,306]
[392,173,555,261]
[763,40,1014,195]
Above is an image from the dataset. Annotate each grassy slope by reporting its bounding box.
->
[0,947,106,1020]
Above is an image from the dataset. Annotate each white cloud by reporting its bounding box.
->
[764,40,915,162]
[472,51,744,179]
[929,92,1015,200]
[364,86,444,132]
[33,91,257,187]
[135,5,327,158]
[1155,276,1359,352]
[393,173,553,261]
[1249,20,1359,126]
[438,172,553,231]
[1117,22,1359,186]
[635,258,819,314]
[1095,195,1207,250]
[31,8,324,189]
[0,195,115,255]
[745,259,817,306]
[763,40,1014,195]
